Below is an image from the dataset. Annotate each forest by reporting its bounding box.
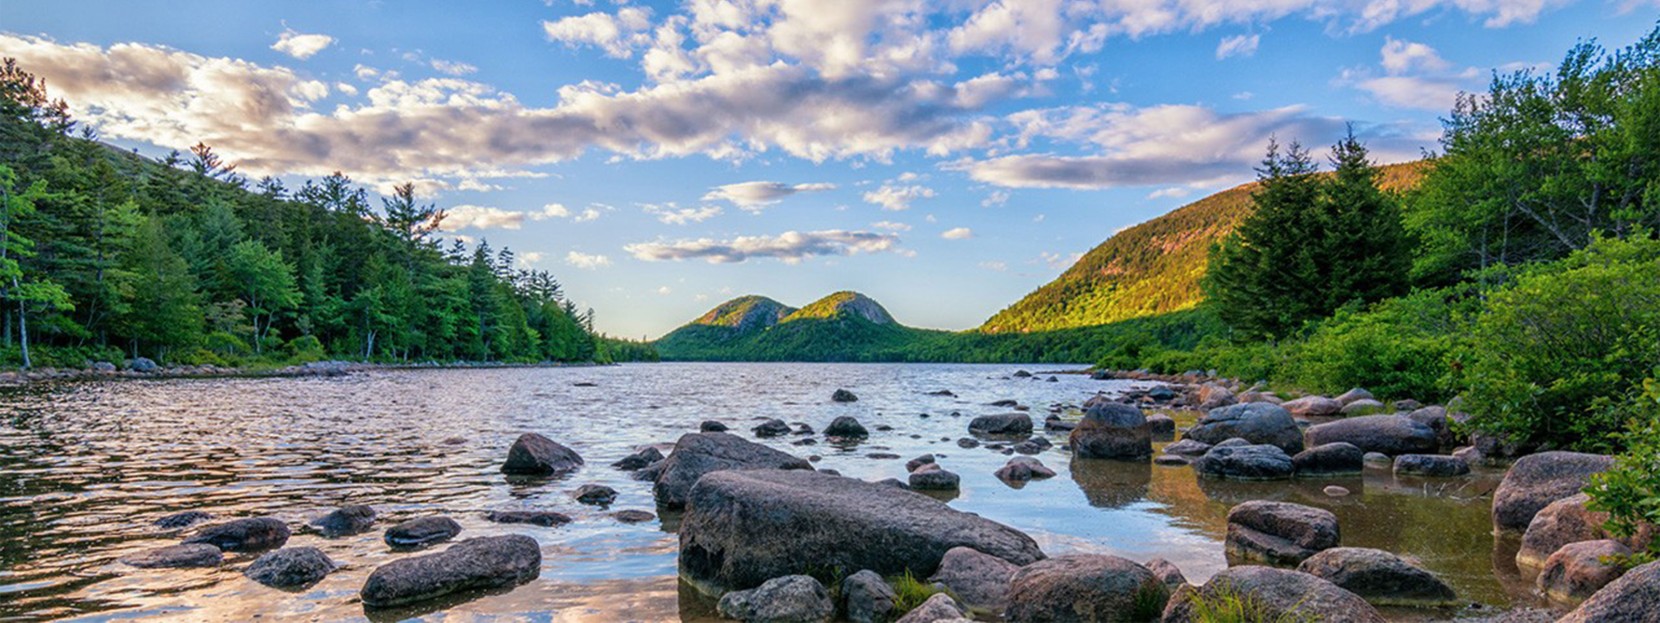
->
[0,59,654,370]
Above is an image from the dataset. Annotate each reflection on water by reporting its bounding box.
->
[0,363,1531,621]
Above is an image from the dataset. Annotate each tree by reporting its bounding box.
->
[224,240,299,354]
[1204,138,1324,339]
[120,216,201,358]
[0,164,72,368]
[1320,129,1411,310]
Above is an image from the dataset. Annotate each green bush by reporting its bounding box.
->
[1281,288,1472,401]
[1585,376,1660,565]
[1461,236,1660,451]
[203,330,250,357]
[285,334,326,363]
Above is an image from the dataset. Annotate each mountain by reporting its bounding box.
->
[980,161,1429,334]
[655,291,936,361]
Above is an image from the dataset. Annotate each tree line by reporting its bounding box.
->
[0,58,654,369]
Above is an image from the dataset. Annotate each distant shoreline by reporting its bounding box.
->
[0,360,612,387]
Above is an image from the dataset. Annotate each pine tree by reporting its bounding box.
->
[120,216,201,359]
[1204,139,1324,340]
[1321,129,1410,310]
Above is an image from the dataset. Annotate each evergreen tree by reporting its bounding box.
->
[1205,139,1324,340]
[1321,130,1411,310]
[120,216,201,359]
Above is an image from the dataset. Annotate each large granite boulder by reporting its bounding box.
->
[968,413,1033,436]
[183,517,290,552]
[119,543,222,568]
[1068,402,1152,460]
[1163,566,1385,623]
[640,432,812,509]
[1198,384,1237,410]
[1185,403,1303,454]
[500,433,584,476]
[1282,396,1343,418]
[1493,452,1615,534]
[1305,415,1438,455]
[1292,442,1364,477]
[360,535,542,609]
[244,547,336,588]
[1296,547,1458,607]
[842,569,897,623]
[1003,555,1167,623]
[1538,540,1632,604]
[1225,501,1340,565]
[678,470,1043,594]
[716,574,834,623]
[928,546,1021,612]
[1194,443,1294,481]
[1518,493,1654,569]
[1558,559,1660,622]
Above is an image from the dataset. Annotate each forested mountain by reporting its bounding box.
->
[980,161,1427,333]
[0,59,649,369]
[655,291,932,361]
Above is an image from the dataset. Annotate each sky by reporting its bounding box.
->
[2,1,1655,339]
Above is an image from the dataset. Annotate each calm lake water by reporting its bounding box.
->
[0,363,1534,622]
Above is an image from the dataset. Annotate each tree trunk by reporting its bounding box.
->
[15,277,29,370]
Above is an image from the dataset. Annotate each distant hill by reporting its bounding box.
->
[655,291,940,361]
[979,161,1428,334]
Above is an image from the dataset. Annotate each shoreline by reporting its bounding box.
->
[0,359,613,387]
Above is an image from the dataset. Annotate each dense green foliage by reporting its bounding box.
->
[1205,133,1410,340]
[0,59,651,369]
[1585,377,1660,564]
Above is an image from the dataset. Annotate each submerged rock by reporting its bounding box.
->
[244,546,336,588]
[1004,555,1167,623]
[1163,439,1213,456]
[154,510,213,530]
[384,516,462,548]
[752,418,791,438]
[360,535,541,609]
[120,543,222,568]
[612,510,656,524]
[968,413,1033,436]
[824,416,869,439]
[1067,402,1152,461]
[1185,403,1303,454]
[642,432,812,509]
[611,447,665,471]
[1393,454,1470,477]
[677,470,1043,594]
[994,456,1056,483]
[700,420,729,433]
[485,510,571,527]
[1493,451,1615,534]
[1226,501,1340,565]
[184,517,290,552]
[500,432,584,476]
[1297,547,1458,607]
[716,574,834,623]
[832,388,859,403]
[309,505,376,537]
[1163,566,1385,623]
[1292,442,1364,477]
[573,484,618,506]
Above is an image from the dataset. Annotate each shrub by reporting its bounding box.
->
[1585,376,1660,565]
[285,335,326,363]
[1281,287,1472,401]
[203,330,250,357]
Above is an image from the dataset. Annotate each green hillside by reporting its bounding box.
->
[980,161,1427,333]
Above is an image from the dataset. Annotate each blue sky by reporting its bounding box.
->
[4,1,1655,339]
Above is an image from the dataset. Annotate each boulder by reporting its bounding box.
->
[1517,493,1652,569]
[1013,437,1052,454]
[485,510,571,527]
[1296,547,1458,607]
[1282,395,1343,418]
[833,388,859,403]
[1194,444,1295,481]
[129,357,158,372]
[642,432,812,509]
[1558,559,1660,622]
[700,420,729,433]
[1538,540,1632,604]
[678,470,1044,594]
[360,535,541,609]
[573,484,618,505]
[994,457,1056,483]
[928,546,1021,611]
[1185,403,1304,454]
[1003,555,1167,623]
[611,447,665,470]
[824,416,869,439]
[1292,442,1364,477]
[906,454,937,472]
[1363,452,1392,467]
[1238,391,1284,405]
[1305,415,1438,456]
[717,575,835,623]
[1043,416,1076,432]
[1406,406,1459,448]
[1335,388,1375,405]
[1068,402,1152,460]
[1162,566,1386,623]
[1146,558,1188,590]
[1154,454,1190,466]
[384,516,462,548]
[909,464,961,491]
[753,418,791,438]
[968,413,1033,436]
[612,510,655,524]
[842,569,897,623]
[1453,445,1485,466]
[1393,399,1424,411]
[120,543,222,568]
[896,593,969,623]
[1225,501,1340,565]
[1393,454,1470,477]
[309,505,376,537]
[1146,414,1176,437]
[1163,439,1213,456]
[1340,399,1388,416]
[1493,452,1615,534]
[183,517,290,552]
[154,510,213,530]
[1199,384,1237,410]
[244,547,336,588]
[500,433,584,476]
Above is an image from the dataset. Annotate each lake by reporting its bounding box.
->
[0,363,1534,621]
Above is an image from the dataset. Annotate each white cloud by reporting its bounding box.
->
[565,250,612,269]
[862,183,934,211]
[979,260,1008,271]
[625,229,902,264]
[981,190,1009,207]
[657,286,673,295]
[271,29,334,60]
[703,181,836,210]
[1216,34,1259,60]
[439,203,579,231]
[643,202,722,224]
[518,251,546,267]
[430,59,478,76]
[870,220,911,231]
[941,227,974,240]
[1347,38,1478,111]
[543,8,654,58]
[1148,187,1191,199]
[1041,250,1083,269]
